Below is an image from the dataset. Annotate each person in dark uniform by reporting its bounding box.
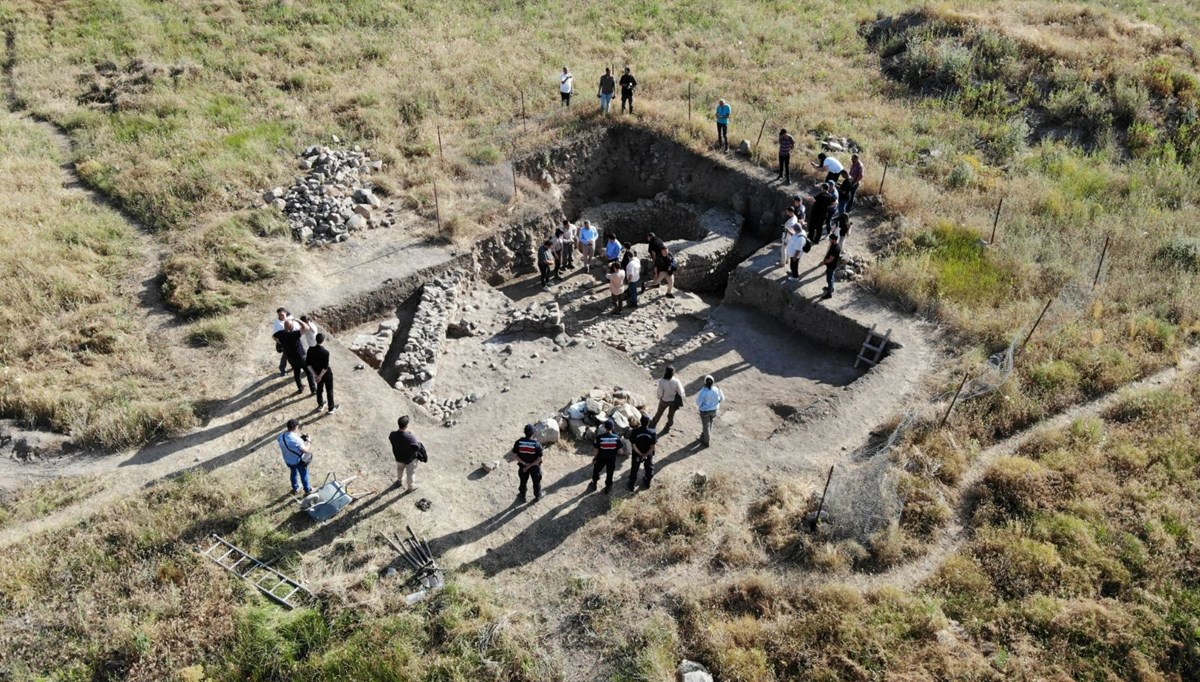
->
[305,333,338,414]
[619,67,637,113]
[512,424,544,503]
[274,318,316,395]
[588,420,622,495]
[537,238,554,289]
[627,414,657,491]
[808,184,835,245]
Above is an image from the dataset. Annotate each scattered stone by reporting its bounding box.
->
[736,139,752,156]
[677,660,713,682]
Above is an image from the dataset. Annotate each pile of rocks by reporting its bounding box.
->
[559,386,649,442]
[348,318,399,369]
[819,136,862,154]
[263,143,396,245]
[413,391,482,428]
[501,301,565,336]
[837,252,871,282]
[391,274,468,388]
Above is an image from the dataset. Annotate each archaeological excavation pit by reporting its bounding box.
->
[317,125,908,445]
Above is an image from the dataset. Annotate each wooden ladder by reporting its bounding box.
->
[198,534,311,609]
[855,324,892,368]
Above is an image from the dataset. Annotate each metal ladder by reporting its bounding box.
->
[855,323,892,368]
[198,534,311,609]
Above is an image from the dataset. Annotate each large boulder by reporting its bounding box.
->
[677,660,713,682]
[532,417,560,445]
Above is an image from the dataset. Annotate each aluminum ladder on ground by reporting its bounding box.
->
[198,533,311,609]
[855,323,892,368]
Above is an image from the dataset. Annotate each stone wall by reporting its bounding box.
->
[514,124,795,242]
[387,272,469,388]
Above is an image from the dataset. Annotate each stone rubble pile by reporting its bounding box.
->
[501,302,566,336]
[348,318,399,369]
[391,273,470,388]
[837,253,871,282]
[262,143,396,245]
[413,391,483,428]
[819,135,863,154]
[559,386,650,443]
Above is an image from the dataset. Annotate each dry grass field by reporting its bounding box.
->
[0,0,1199,679]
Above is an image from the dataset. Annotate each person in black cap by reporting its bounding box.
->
[512,424,544,503]
[589,419,623,495]
[627,414,657,491]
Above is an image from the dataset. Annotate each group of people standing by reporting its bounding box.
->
[559,66,637,114]
[273,308,338,413]
[775,152,865,299]
[538,222,679,315]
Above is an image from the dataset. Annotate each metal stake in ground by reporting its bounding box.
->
[1092,234,1111,289]
[511,165,518,203]
[520,90,527,133]
[989,196,1004,244]
[938,372,970,430]
[878,161,890,195]
[754,119,767,159]
[1020,298,1054,354]
[687,82,692,121]
[810,465,834,533]
[436,122,444,163]
[432,182,442,235]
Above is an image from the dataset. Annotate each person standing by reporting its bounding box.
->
[588,419,622,495]
[277,418,313,495]
[273,308,292,376]
[619,67,638,113]
[512,424,544,502]
[695,375,725,448]
[275,318,316,395]
[561,218,577,268]
[653,246,677,299]
[390,415,424,492]
[847,154,865,213]
[811,152,844,184]
[715,99,731,151]
[305,333,338,414]
[627,414,657,491]
[606,261,626,315]
[786,223,809,280]
[597,68,616,114]
[579,220,599,271]
[623,247,641,308]
[808,185,835,245]
[300,315,320,350]
[821,232,842,299]
[537,238,555,289]
[780,207,800,268]
[836,213,853,245]
[825,181,840,235]
[559,67,574,107]
[776,129,796,184]
[645,233,665,291]
[650,366,686,432]
[551,228,565,281]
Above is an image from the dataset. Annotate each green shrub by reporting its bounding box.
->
[1154,236,1200,272]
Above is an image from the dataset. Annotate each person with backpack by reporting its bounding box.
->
[627,414,657,491]
[390,415,425,492]
[588,419,623,495]
[277,418,313,495]
[821,232,842,299]
[650,366,686,432]
[695,375,726,447]
[512,424,544,502]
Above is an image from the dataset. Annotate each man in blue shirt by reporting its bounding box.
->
[588,420,623,495]
[604,233,623,265]
[695,375,725,448]
[579,221,599,271]
[627,414,657,491]
[277,418,314,495]
[715,99,731,151]
[512,424,544,503]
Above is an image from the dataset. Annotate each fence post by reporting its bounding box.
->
[1092,235,1110,288]
[687,82,692,122]
[878,161,890,194]
[433,182,442,235]
[512,165,518,203]
[436,122,444,163]
[989,196,1003,244]
[520,91,527,134]
[938,373,970,430]
[810,465,834,532]
[754,119,767,159]
[1020,299,1054,353]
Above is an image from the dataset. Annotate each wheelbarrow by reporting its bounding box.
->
[298,472,358,522]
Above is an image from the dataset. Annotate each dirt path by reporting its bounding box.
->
[841,347,1197,592]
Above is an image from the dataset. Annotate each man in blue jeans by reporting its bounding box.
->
[597,68,616,114]
[822,232,842,299]
[277,418,314,495]
[715,99,731,151]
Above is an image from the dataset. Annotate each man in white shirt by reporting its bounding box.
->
[812,153,845,184]
[559,67,574,107]
[780,207,801,268]
[300,315,320,349]
[560,218,577,268]
[786,226,808,280]
[623,247,642,308]
[650,366,686,432]
[273,307,292,375]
